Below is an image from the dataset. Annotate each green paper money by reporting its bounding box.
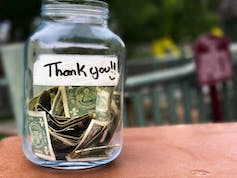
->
[28,111,56,161]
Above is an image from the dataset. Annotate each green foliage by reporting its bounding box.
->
[0,0,219,51]
[106,0,219,43]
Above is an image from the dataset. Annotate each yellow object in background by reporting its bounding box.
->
[211,27,224,37]
[152,37,181,59]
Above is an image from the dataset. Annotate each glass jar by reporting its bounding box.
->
[23,0,125,169]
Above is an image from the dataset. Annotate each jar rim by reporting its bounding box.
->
[42,0,109,25]
[44,0,108,8]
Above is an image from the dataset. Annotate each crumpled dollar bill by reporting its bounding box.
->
[27,86,121,161]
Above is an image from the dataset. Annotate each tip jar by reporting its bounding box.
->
[23,0,125,169]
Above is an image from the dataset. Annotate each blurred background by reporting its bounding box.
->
[1,0,237,136]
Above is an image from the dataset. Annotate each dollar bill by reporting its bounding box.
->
[28,96,39,111]
[72,119,109,152]
[28,87,59,112]
[113,90,121,107]
[48,118,90,138]
[51,89,65,117]
[66,144,120,162]
[28,111,56,161]
[49,129,82,146]
[95,87,113,122]
[99,98,120,144]
[61,86,97,118]
[36,103,90,130]
[27,86,120,162]
[74,144,120,154]
[66,152,110,162]
[38,90,51,111]
[50,135,75,158]
[48,87,58,104]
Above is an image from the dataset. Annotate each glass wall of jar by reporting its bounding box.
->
[23,0,125,169]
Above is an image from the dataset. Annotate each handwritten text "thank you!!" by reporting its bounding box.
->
[44,60,118,80]
[33,55,119,86]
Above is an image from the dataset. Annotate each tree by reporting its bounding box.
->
[106,0,218,43]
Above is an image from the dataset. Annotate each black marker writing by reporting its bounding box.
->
[90,67,99,79]
[43,61,87,77]
[90,65,114,80]
[77,63,87,77]
[44,61,62,77]
[109,76,116,80]
[43,60,117,81]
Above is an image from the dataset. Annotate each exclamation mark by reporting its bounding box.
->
[110,61,113,71]
[109,61,116,81]
[113,62,116,71]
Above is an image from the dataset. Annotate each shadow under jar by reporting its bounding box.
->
[23,0,125,170]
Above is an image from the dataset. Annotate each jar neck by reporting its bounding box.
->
[41,0,109,26]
